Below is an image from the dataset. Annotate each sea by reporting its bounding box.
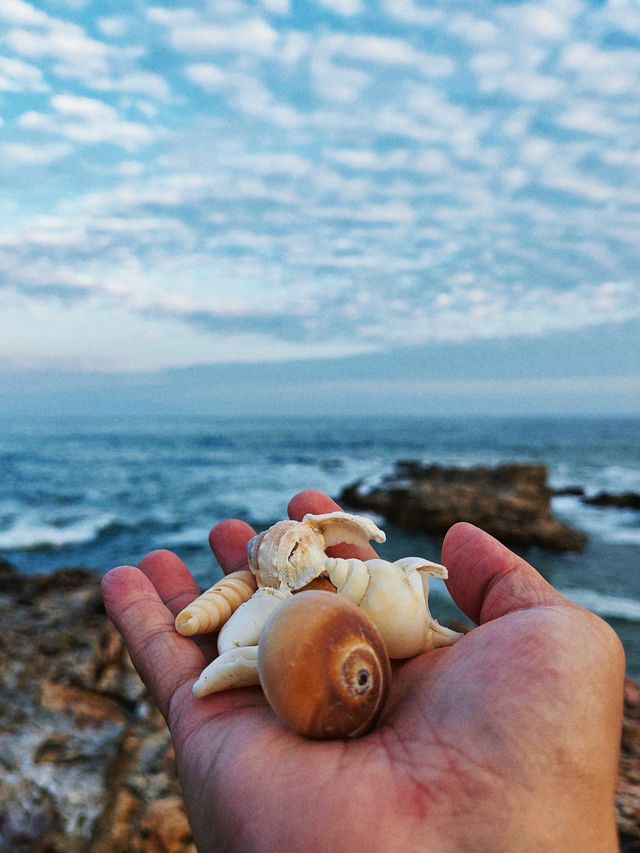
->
[1,415,639,676]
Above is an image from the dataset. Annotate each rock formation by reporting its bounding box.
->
[583,492,640,510]
[340,462,587,551]
[0,557,194,852]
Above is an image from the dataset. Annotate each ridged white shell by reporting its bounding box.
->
[217,587,290,655]
[246,512,387,592]
[192,645,260,697]
[251,520,326,590]
[303,512,386,549]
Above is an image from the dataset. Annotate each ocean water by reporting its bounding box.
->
[1,415,639,676]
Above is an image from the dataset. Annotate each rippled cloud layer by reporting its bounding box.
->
[1,0,639,370]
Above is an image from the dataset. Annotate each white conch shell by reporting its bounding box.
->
[328,556,462,659]
[324,558,371,606]
[193,645,260,697]
[217,587,291,655]
[247,512,385,592]
[175,570,257,636]
[303,512,386,550]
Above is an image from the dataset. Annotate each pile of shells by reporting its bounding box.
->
[174,512,462,738]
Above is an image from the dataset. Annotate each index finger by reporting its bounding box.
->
[101,566,206,722]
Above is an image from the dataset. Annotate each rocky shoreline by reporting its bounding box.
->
[1,558,638,851]
[340,462,588,551]
[0,558,193,852]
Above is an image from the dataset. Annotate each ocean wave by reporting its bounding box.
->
[0,513,117,551]
[559,588,640,622]
[552,496,640,545]
[161,526,213,547]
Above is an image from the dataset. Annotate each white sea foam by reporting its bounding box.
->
[0,513,116,550]
[552,495,640,545]
[558,588,640,622]
[161,526,213,546]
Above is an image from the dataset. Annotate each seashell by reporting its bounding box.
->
[303,512,386,550]
[246,511,386,593]
[325,557,371,606]
[175,570,257,637]
[356,558,463,658]
[247,530,266,574]
[192,645,260,697]
[250,520,327,591]
[258,591,391,739]
[298,576,337,593]
[217,587,291,655]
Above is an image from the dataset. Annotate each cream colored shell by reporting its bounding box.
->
[174,569,257,636]
[246,511,386,592]
[180,511,463,708]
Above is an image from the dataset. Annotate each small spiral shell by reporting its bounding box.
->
[258,591,391,739]
[175,570,257,636]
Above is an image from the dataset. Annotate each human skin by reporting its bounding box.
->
[101,490,625,852]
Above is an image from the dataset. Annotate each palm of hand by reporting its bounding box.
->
[102,491,624,853]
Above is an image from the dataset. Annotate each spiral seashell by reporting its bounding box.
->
[250,520,327,591]
[258,591,391,739]
[175,570,257,636]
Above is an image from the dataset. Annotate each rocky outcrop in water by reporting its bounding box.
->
[340,462,587,552]
[583,492,640,510]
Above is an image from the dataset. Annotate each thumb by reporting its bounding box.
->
[442,522,565,624]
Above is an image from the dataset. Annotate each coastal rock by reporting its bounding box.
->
[621,680,640,850]
[340,462,587,552]
[583,492,640,511]
[0,561,193,852]
[0,557,637,849]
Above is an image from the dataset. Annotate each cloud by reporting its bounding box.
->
[97,16,128,38]
[316,0,363,17]
[1,2,168,99]
[380,0,442,27]
[0,0,49,27]
[1,0,640,375]
[184,62,227,90]
[148,8,279,57]
[0,54,48,92]
[18,94,156,150]
[0,140,73,164]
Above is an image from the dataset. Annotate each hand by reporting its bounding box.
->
[102,491,625,852]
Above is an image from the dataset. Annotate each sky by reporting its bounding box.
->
[1,0,639,415]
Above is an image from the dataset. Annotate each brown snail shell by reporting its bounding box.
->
[258,591,391,739]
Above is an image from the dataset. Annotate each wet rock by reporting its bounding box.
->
[0,561,192,852]
[340,462,587,551]
[620,680,640,850]
[583,492,640,510]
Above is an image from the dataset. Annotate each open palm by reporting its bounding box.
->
[102,491,624,852]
